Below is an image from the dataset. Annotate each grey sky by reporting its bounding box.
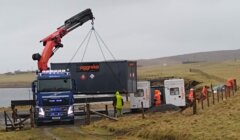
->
[0,0,240,73]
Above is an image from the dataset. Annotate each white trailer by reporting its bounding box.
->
[130,81,152,110]
[164,79,186,107]
[130,79,186,110]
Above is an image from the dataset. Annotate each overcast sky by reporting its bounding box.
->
[0,0,240,73]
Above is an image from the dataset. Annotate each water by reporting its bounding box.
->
[0,88,32,107]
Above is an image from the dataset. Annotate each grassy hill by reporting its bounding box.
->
[138,49,240,67]
[0,59,240,139]
[1,49,240,88]
[138,60,240,86]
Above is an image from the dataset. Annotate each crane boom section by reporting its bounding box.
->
[32,9,94,71]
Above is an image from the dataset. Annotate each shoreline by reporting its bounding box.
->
[0,83,31,88]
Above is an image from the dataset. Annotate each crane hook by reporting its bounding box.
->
[91,18,95,30]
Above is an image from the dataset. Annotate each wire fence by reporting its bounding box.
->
[191,84,237,115]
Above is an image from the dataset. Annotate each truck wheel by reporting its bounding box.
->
[32,53,41,61]
[36,121,42,126]
[69,120,75,125]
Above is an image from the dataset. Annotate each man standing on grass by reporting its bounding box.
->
[113,91,124,117]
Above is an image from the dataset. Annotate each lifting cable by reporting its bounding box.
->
[68,29,93,63]
[93,28,116,60]
[92,26,125,91]
[68,22,127,92]
[81,29,93,62]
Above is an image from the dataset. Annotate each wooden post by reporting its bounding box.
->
[4,111,8,131]
[221,90,224,101]
[4,111,15,131]
[229,87,231,98]
[90,110,118,121]
[30,107,35,128]
[126,92,129,102]
[193,89,197,115]
[211,84,215,105]
[217,91,219,103]
[105,105,108,116]
[113,107,116,118]
[12,108,17,123]
[207,91,210,107]
[85,103,90,125]
[234,79,237,92]
[141,102,145,119]
[225,85,227,100]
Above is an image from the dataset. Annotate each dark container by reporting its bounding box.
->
[51,60,137,94]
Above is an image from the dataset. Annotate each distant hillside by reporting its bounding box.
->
[138,49,240,66]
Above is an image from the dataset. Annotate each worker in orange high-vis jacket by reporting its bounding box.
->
[154,89,161,106]
[226,79,234,90]
[188,88,194,103]
[202,86,208,99]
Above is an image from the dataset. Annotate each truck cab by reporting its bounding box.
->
[32,70,74,125]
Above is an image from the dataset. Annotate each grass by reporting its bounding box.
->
[0,60,240,139]
[2,93,240,140]
[89,93,240,140]
[138,60,240,86]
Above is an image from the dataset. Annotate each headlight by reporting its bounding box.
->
[67,106,73,116]
[38,107,45,117]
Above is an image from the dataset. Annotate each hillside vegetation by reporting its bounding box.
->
[0,60,240,139]
[88,93,240,140]
[138,60,240,86]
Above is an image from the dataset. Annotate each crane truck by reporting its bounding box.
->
[31,9,94,125]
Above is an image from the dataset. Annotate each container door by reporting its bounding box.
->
[164,79,186,106]
[128,62,137,93]
[130,88,145,109]
[165,85,185,106]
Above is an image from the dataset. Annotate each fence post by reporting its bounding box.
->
[113,107,116,118]
[225,85,227,100]
[207,91,210,107]
[105,105,108,116]
[211,84,215,105]
[141,102,145,119]
[85,103,90,125]
[193,89,197,115]
[229,87,231,98]
[221,90,224,101]
[30,107,35,128]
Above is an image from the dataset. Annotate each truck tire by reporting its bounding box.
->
[69,120,75,125]
[32,53,41,61]
[36,121,42,126]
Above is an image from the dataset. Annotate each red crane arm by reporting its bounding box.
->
[32,9,94,71]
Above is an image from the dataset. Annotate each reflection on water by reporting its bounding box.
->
[0,88,32,107]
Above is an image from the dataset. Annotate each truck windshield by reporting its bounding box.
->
[42,98,69,106]
[38,79,72,92]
